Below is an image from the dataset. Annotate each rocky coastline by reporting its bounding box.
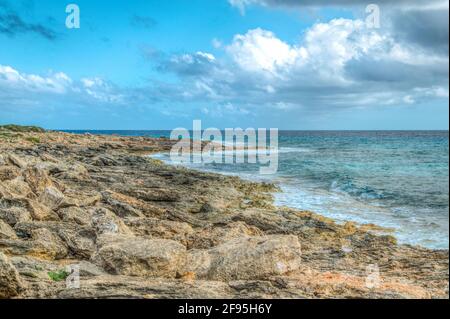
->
[0,126,448,299]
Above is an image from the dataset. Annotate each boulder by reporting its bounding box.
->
[0,207,32,227]
[38,186,65,209]
[0,252,24,298]
[185,235,302,281]
[7,154,26,169]
[58,207,92,226]
[91,207,131,235]
[0,166,20,182]
[0,220,17,239]
[125,217,194,246]
[22,166,54,195]
[93,235,187,278]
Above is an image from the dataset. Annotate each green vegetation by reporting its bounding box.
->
[47,270,70,282]
[0,124,45,133]
[25,136,41,144]
[0,131,21,140]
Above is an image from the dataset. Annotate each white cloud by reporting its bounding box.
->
[0,65,125,107]
[0,65,72,94]
[155,16,448,113]
[227,28,304,75]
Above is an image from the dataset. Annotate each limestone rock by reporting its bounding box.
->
[91,207,131,235]
[0,252,24,298]
[125,217,193,246]
[58,207,92,226]
[93,235,187,278]
[23,166,54,195]
[0,220,17,239]
[185,235,302,281]
[0,207,32,227]
[38,186,65,209]
[7,154,26,169]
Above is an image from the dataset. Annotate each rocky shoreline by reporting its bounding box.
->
[0,126,448,299]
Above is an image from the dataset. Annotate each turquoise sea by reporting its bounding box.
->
[65,130,449,249]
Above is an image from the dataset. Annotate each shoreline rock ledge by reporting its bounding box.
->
[0,126,448,299]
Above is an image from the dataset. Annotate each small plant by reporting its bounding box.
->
[48,270,70,282]
[0,124,45,133]
[25,136,41,144]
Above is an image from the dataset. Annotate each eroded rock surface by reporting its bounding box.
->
[0,127,448,299]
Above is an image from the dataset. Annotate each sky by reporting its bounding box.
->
[0,0,449,130]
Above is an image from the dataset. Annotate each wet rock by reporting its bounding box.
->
[93,234,187,278]
[185,235,302,281]
[0,252,24,298]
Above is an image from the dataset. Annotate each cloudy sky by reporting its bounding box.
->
[0,0,448,129]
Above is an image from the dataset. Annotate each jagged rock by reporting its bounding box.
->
[0,166,20,182]
[0,228,68,260]
[0,129,447,299]
[188,222,264,249]
[58,207,92,226]
[7,154,27,169]
[0,207,32,227]
[91,207,132,235]
[0,198,58,221]
[0,220,17,239]
[125,217,194,246]
[0,252,24,298]
[38,186,65,209]
[93,234,187,278]
[57,227,96,259]
[101,191,144,218]
[185,235,302,281]
[78,261,107,277]
[1,177,33,198]
[131,189,180,202]
[12,221,95,259]
[57,276,233,299]
[22,166,54,195]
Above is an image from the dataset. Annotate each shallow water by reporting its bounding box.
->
[66,130,450,249]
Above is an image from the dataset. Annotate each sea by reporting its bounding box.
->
[64,130,449,250]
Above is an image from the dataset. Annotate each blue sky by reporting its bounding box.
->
[0,0,448,129]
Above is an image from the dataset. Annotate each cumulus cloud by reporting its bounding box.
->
[153,17,448,113]
[0,65,126,106]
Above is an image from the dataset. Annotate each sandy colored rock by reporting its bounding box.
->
[94,235,187,278]
[186,235,302,281]
[0,252,24,298]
